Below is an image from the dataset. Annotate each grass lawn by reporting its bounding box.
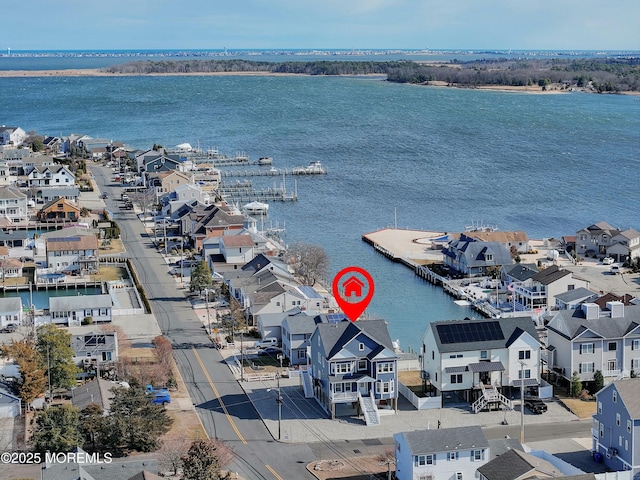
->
[91,265,128,282]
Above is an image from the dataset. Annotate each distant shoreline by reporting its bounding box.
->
[1,68,638,95]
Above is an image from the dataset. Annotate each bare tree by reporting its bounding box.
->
[376,448,396,480]
[158,439,189,476]
[285,241,329,286]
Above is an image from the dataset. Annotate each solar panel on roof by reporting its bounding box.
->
[326,314,346,323]
[49,236,82,242]
[436,321,505,344]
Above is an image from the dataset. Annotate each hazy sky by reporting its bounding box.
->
[3,0,639,51]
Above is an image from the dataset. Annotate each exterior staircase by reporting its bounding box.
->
[358,392,380,426]
[301,369,314,398]
[472,383,512,413]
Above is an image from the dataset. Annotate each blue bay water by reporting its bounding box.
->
[1,72,638,352]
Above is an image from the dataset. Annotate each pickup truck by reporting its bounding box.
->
[524,398,547,414]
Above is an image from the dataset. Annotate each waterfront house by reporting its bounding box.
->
[71,331,118,364]
[0,185,28,223]
[394,426,490,480]
[592,378,640,476]
[501,263,538,286]
[282,311,321,366]
[26,164,75,188]
[512,264,590,313]
[576,221,620,258]
[148,169,192,194]
[37,196,81,222]
[0,126,27,146]
[0,297,22,330]
[37,186,80,204]
[45,234,99,274]
[442,235,513,277]
[464,230,531,255]
[42,136,62,155]
[545,302,640,385]
[421,317,540,409]
[219,234,255,266]
[48,294,113,326]
[307,318,398,422]
[136,152,182,173]
[165,182,211,215]
[33,225,95,258]
[555,287,599,310]
[607,229,640,264]
[190,203,248,251]
[0,257,24,279]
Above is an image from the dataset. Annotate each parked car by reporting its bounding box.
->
[0,323,17,333]
[146,384,171,405]
[101,192,109,199]
[524,398,547,414]
[602,257,614,265]
[255,337,279,349]
[610,265,621,275]
[257,347,282,356]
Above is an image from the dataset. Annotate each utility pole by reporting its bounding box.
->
[520,361,526,444]
[276,374,282,440]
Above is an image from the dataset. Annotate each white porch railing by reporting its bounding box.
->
[603,369,621,377]
[330,391,358,402]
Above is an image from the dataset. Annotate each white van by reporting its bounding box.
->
[610,265,621,275]
[255,337,279,349]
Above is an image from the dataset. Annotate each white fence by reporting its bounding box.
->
[398,382,441,410]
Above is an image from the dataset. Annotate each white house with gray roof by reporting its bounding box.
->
[513,265,590,313]
[394,425,490,480]
[555,287,599,310]
[0,185,28,223]
[0,297,23,330]
[0,126,26,146]
[421,317,541,410]
[607,228,640,264]
[546,302,640,384]
[46,294,112,326]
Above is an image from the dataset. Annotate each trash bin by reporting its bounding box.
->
[593,452,603,463]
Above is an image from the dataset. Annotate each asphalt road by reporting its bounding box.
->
[93,166,317,479]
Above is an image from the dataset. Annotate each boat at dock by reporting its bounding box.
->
[292,161,327,175]
[243,201,269,215]
[257,157,273,165]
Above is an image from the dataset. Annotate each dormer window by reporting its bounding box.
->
[359,342,364,351]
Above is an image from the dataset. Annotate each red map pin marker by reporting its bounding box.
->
[332,266,375,322]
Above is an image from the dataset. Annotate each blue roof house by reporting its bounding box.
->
[592,378,640,477]
[307,319,398,425]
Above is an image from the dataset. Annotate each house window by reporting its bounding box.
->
[471,450,483,461]
[518,369,531,379]
[448,452,458,461]
[480,350,488,359]
[432,351,435,360]
[359,342,364,351]
[297,350,306,359]
[579,363,594,374]
[580,343,594,355]
[358,359,367,371]
[631,358,640,370]
[608,342,617,351]
[333,363,352,374]
[414,455,426,467]
[456,473,463,480]
[600,423,604,437]
[625,439,629,451]
[450,374,463,384]
[377,362,394,373]
[449,354,462,359]
[485,254,493,261]
[616,413,621,426]
[519,350,531,360]
[628,420,632,433]
[377,381,393,394]
[619,435,623,447]
[632,339,640,350]
[613,391,617,402]
[598,401,602,414]
[102,352,112,361]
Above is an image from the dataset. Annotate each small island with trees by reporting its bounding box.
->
[103,57,640,93]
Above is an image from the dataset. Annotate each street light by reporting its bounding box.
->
[268,375,283,440]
